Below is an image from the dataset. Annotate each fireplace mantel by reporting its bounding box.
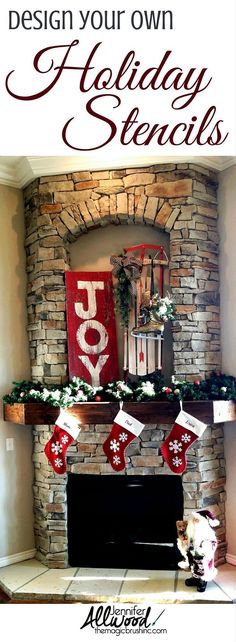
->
[3,400,236,425]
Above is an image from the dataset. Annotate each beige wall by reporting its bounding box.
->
[0,185,34,560]
[218,165,236,561]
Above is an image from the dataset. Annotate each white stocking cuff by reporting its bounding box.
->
[176,410,207,438]
[114,409,145,437]
[56,409,80,439]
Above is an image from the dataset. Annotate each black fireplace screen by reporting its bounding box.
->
[67,473,183,569]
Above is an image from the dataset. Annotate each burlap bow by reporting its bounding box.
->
[110,254,142,281]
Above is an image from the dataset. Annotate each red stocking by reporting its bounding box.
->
[103,409,145,472]
[44,409,80,474]
[161,410,207,474]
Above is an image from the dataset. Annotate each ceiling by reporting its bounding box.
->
[0,155,235,189]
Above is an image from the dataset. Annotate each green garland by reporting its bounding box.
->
[3,371,236,409]
[111,253,142,327]
[114,270,132,327]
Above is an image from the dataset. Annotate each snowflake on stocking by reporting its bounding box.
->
[110,439,120,452]
[181,433,191,443]
[172,456,183,468]
[113,455,121,466]
[51,441,62,455]
[119,432,128,442]
[169,440,182,453]
[54,458,63,468]
[61,435,69,445]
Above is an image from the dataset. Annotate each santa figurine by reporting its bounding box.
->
[181,510,220,593]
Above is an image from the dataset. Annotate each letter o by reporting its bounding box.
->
[76,320,108,354]
[131,10,143,29]
[91,11,103,29]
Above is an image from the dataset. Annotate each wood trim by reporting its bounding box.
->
[3,400,236,426]
[0,549,36,569]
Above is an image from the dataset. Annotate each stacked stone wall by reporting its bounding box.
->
[33,421,226,568]
[24,162,220,383]
[23,163,226,568]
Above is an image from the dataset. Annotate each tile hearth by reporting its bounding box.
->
[0,559,235,603]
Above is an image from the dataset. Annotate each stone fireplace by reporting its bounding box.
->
[23,162,226,568]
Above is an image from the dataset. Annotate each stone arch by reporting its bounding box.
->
[24,163,220,384]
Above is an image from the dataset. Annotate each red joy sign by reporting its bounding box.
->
[65,272,119,385]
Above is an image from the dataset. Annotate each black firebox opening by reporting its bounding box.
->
[67,474,183,569]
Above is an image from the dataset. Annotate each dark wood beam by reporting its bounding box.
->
[3,400,236,426]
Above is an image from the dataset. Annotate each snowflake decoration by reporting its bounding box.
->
[181,433,191,443]
[54,458,63,468]
[110,439,120,452]
[113,455,121,466]
[169,440,182,453]
[51,441,63,455]
[172,456,182,468]
[61,435,69,445]
[119,432,128,443]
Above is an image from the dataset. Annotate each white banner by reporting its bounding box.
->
[1,603,236,641]
[0,0,235,155]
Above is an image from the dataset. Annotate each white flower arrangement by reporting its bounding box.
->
[50,390,61,401]
[117,381,133,395]
[136,381,155,400]
[29,389,41,398]
[107,388,123,400]
[106,381,133,400]
[42,388,50,401]
[150,293,176,322]
[75,390,88,402]
[141,381,155,396]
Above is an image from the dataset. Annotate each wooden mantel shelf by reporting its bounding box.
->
[3,400,236,426]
